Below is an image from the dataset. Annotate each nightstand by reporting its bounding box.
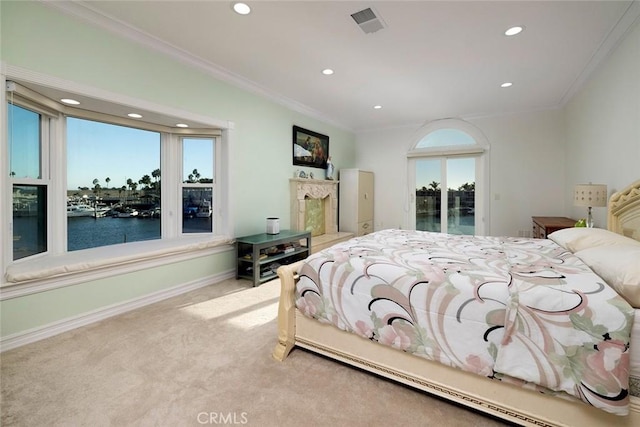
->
[532,217,576,239]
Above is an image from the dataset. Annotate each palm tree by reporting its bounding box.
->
[105,177,111,189]
[192,168,201,183]
[150,168,161,199]
[92,178,101,202]
[458,182,475,192]
[126,178,134,201]
[139,174,152,190]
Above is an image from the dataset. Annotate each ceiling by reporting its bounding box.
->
[42,1,640,131]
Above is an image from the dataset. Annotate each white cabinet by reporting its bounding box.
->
[339,169,374,236]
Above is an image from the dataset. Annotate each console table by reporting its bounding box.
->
[236,229,311,286]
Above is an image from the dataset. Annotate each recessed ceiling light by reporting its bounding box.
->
[127,113,143,118]
[504,26,524,36]
[373,105,382,110]
[176,123,189,128]
[322,69,334,75]
[233,2,251,15]
[501,82,513,88]
[60,98,80,105]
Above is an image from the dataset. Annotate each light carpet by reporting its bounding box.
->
[1,278,508,426]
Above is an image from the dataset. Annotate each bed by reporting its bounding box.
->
[273,179,640,427]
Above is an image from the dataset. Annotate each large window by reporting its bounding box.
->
[67,118,161,251]
[4,79,226,268]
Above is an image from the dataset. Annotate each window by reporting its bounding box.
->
[67,117,161,251]
[8,103,50,260]
[407,119,489,235]
[4,78,228,277]
[182,137,215,234]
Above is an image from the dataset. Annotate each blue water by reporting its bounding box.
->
[417,213,475,235]
[67,216,161,251]
[67,216,212,251]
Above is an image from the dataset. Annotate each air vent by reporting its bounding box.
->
[351,7,385,34]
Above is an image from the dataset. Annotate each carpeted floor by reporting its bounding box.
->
[0,278,508,426]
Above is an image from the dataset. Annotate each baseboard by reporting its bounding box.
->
[0,269,236,352]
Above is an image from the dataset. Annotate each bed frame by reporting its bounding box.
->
[273,180,640,427]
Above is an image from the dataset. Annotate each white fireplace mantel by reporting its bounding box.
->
[289,178,353,253]
[290,178,338,235]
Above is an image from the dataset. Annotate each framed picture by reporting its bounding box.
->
[292,125,329,169]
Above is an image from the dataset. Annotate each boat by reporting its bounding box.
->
[67,203,99,217]
[114,208,139,218]
[196,201,212,218]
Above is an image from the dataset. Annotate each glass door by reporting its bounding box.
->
[412,157,476,235]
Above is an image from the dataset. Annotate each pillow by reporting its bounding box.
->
[547,227,640,252]
[575,244,640,308]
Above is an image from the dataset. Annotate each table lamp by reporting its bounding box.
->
[574,184,607,228]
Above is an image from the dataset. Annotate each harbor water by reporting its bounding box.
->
[67,216,213,251]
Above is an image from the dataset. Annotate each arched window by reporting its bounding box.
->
[407,119,490,235]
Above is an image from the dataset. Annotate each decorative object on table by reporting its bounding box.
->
[292,125,329,169]
[266,217,280,234]
[574,183,607,228]
[574,218,587,227]
[309,172,314,179]
[294,169,300,178]
[325,156,334,180]
[298,170,307,179]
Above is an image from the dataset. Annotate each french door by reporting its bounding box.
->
[409,156,480,235]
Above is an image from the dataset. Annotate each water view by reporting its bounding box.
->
[67,215,212,251]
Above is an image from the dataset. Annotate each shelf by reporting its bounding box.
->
[235,230,311,286]
[258,248,308,265]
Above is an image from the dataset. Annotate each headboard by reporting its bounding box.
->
[607,179,640,242]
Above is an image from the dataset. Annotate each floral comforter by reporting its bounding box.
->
[296,229,634,415]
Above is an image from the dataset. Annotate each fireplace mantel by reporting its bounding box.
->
[289,178,352,253]
[290,179,338,235]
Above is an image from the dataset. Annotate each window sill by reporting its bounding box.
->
[2,235,234,299]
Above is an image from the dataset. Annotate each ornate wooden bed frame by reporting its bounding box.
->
[273,180,640,427]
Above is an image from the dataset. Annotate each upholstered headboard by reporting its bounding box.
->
[608,179,640,242]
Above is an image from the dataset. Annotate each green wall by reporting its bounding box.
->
[0,1,356,340]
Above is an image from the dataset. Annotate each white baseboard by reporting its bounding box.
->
[0,269,236,352]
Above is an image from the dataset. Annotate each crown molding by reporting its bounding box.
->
[559,0,640,106]
[41,0,352,132]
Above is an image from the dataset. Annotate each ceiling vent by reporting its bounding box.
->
[351,7,385,34]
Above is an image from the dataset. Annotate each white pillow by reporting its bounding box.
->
[575,244,640,308]
[547,227,639,252]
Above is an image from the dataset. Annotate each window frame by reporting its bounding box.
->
[7,98,55,261]
[1,71,233,292]
[180,136,217,236]
[406,119,490,235]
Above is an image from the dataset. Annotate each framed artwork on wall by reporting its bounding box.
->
[292,125,329,169]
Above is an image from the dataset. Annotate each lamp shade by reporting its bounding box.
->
[574,184,607,207]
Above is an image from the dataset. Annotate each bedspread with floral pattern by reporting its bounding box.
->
[296,229,634,415]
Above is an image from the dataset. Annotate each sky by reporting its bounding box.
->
[67,117,161,191]
[9,104,214,191]
[415,157,475,191]
[414,129,476,190]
